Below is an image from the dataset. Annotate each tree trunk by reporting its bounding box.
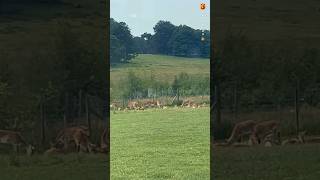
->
[40,98,46,147]
[233,82,238,121]
[85,94,91,136]
[64,92,68,127]
[295,79,300,135]
[78,89,82,118]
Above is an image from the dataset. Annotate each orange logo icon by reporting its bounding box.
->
[200,3,206,10]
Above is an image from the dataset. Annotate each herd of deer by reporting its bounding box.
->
[180,100,207,108]
[110,100,163,111]
[111,99,207,111]
[213,120,316,148]
[0,126,109,156]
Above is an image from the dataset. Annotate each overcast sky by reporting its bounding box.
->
[111,0,210,37]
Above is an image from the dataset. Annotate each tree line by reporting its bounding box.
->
[213,32,320,111]
[110,18,210,64]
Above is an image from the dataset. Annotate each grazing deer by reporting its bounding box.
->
[56,125,89,138]
[251,120,281,145]
[0,130,34,155]
[128,101,139,110]
[226,120,257,145]
[54,126,92,153]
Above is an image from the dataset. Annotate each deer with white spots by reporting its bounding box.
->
[0,130,34,155]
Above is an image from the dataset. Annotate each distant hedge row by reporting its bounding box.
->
[111,72,209,101]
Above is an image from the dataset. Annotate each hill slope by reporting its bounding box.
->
[110,54,210,100]
[110,54,210,83]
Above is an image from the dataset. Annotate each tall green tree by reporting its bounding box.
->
[152,21,176,55]
[110,18,135,64]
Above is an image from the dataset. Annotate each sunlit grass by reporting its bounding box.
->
[111,108,210,179]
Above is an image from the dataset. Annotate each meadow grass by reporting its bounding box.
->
[212,144,320,180]
[110,54,210,83]
[111,107,210,180]
[0,153,108,180]
[110,54,210,101]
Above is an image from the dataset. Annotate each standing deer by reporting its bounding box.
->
[251,120,281,145]
[54,126,92,153]
[226,120,257,145]
[0,130,34,155]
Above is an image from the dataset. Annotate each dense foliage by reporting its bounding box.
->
[213,32,320,110]
[110,19,210,65]
[0,17,107,144]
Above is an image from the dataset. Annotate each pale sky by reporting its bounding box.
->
[111,0,210,37]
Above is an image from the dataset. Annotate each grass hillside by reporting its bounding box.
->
[110,54,210,88]
[111,54,210,81]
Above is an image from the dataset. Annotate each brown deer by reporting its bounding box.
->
[0,130,34,155]
[251,120,281,145]
[127,101,139,110]
[156,100,162,108]
[54,126,92,153]
[226,120,257,145]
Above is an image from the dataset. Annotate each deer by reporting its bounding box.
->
[128,101,139,110]
[156,100,162,108]
[86,128,109,154]
[0,130,34,155]
[226,120,257,145]
[251,120,281,145]
[54,126,92,153]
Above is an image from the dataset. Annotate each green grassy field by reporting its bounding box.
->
[111,108,210,179]
[0,154,108,180]
[212,144,320,180]
[110,54,210,83]
[110,54,210,100]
